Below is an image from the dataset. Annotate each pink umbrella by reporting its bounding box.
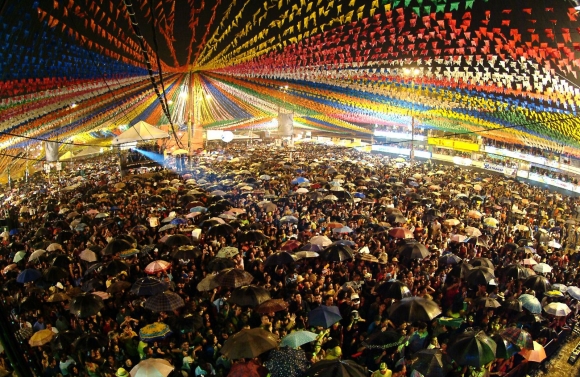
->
[145,260,171,274]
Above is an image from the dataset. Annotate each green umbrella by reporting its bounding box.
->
[448,330,496,368]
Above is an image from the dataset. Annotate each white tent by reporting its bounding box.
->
[75,146,102,159]
[112,121,169,145]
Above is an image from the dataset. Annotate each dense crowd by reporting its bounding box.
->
[1,143,580,377]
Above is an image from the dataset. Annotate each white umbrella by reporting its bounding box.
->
[548,240,561,249]
[296,188,309,194]
[309,236,332,247]
[79,249,98,263]
[532,263,552,274]
[464,227,482,237]
[567,286,580,300]
[29,249,47,262]
[543,302,571,317]
[130,359,174,377]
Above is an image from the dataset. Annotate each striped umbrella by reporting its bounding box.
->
[145,260,171,275]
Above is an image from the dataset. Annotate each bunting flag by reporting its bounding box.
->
[3,0,580,179]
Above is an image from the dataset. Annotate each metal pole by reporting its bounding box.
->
[410,115,415,163]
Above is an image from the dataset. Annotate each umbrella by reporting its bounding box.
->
[568,286,580,300]
[447,330,496,368]
[469,258,494,269]
[13,251,27,263]
[280,215,299,223]
[196,274,220,292]
[129,359,174,377]
[523,275,551,294]
[16,269,42,283]
[399,242,430,260]
[264,251,296,266]
[450,234,467,243]
[131,277,168,296]
[438,253,462,265]
[522,258,538,266]
[411,349,451,377]
[477,297,501,308]
[280,330,318,348]
[500,327,533,350]
[145,260,171,275]
[221,328,279,359]
[227,361,267,377]
[216,246,239,259]
[79,249,98,262]
[29,329,54,347]
[265,347,309,377]
[389,227,414,239]
[464,226,482,237]
[308,305,342,328]
[492,334,520,360]
[28,249,47,262]
[518,294,542,314]
[107,280,132,294]
[465,266,495,286]
[215,268,254,288]
[255,298,289,314]
[374,280,412,299]
[70,293,104,317]
[104,260,129,276]
[502,264,533,280]
[158,224,176,232]
[171,245,200,260]
[163,234,192,247]
[281,240,301,251]
[321,244,354,262]
[102,239,133,255]
[229,285,271,307]
[309,235,332,247]
[207,257,236,272]
[139,322,172,342]
[72,333,108,351]
[293,251,319,260]
[519,341,547,363]
[43,266,68,282]
[543,302,571,317]
[144,291,185,312]
[207,224,235,237]
[387,297,442,325]
[532,263,553,274]
[503,298,524,312]
[47,292,71,303]
[305,359,367,377]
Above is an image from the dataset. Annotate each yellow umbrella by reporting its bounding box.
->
[483,218,499,227]
[29,329,54,347]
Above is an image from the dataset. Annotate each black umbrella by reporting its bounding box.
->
[447,330,497,367]
[130,277,168,296]
[144,291,185,312]
[465,266,495,286]
[239,230,268,242]
[374,280,412,300]
[305,359,367,377]
[171,246,200,260]
[50,254,72,269]
[55,231,73,244]
[264,251,296,266]
[177,313,203,333]
[523,275,551,294]
[103,260,129,276]
[503,298,523,312]
[265,347,309,377]
[492,334,520,360]
[229,285,271,307]
[50,330,81,351]
[164,234,192,247]
[101,239,133,256]
[387,297,442,325]
[73,333,108,351]
[81,278,105,292]
[43,266,69,282]
[207,224,235,237]
[502,264,533,280]
[116,235,137,247]
[469,257,494,269]
[411,349,451,377]
[399,242,430,260]
[207,257,236,272]
[70,293,104,318]
[321,244,354,262]
[438,253,462,265]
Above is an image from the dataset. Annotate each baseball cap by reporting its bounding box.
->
[379,363,387,371]
[351,293,360,301]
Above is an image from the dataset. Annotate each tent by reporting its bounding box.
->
[74,146,102,159]
[59,151,74,161]
[112,121,169,145]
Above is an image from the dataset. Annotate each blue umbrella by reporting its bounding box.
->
[291,177,309,185]
[353,192,365,198]
[280,330,318,348]
[170,218,188,225]
[409,181,419,187]
[9,229,19,236]
[17,269,42,283]
[519,294,542,314]
[308,305,342,328]
[190,206,207,213]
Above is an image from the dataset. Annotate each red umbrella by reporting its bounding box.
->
[227,361,268,377]
[389,227,414,239]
